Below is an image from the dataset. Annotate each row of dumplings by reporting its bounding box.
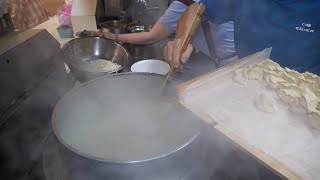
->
[234,60,320,116]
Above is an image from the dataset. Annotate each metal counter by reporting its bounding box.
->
[0,28,280,179]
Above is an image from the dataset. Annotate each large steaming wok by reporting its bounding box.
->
[52,73,204,179]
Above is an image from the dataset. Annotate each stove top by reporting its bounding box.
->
[0,29,72,180]
[43,132,212,180]
[0,29,281,180]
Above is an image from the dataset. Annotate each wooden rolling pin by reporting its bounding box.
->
[162,3,206,93]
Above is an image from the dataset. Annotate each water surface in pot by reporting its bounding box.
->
[52,73,202,163]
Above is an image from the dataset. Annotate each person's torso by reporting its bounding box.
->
[192,21,237,62]
[160,1,237,62]
[233,0,320,74]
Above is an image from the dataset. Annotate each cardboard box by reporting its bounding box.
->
[70,0,97,33]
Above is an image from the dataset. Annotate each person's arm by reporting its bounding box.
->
[102,1,189,45]
[102,21,174,45]
[164,0,235,68]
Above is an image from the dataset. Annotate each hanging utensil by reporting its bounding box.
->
[201,18,220,66]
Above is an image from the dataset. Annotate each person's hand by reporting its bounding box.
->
[99,29,115,40]
[163,39,193,69]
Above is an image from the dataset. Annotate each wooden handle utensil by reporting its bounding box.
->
[162,3,206,94]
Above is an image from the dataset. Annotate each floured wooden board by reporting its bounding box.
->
[178,49,320,180]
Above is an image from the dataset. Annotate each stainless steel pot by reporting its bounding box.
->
[61,37,130,82]
[99,20,129,34]
[52,73,205,179]
[99,20,140,34]
[128,25,147,33]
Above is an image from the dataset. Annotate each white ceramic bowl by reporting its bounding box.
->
[131,59,170,75]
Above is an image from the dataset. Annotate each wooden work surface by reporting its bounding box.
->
[177,49,320,180]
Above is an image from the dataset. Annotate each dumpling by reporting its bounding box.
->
[302,88,320,113]
[265,75,287,89]
[262,59,283,71]
[255,91,278,113]
[234,68,248,85]
[247,65,264,80]
[290,98,308,114]
[285,67,301,80]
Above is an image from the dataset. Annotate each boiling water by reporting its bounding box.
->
[53,74,201,162]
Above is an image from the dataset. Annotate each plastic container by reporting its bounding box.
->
[57,25,74,38]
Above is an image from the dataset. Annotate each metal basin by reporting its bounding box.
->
[100,20,129,34]
[128,25,147,33]
[62,37,130,82]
